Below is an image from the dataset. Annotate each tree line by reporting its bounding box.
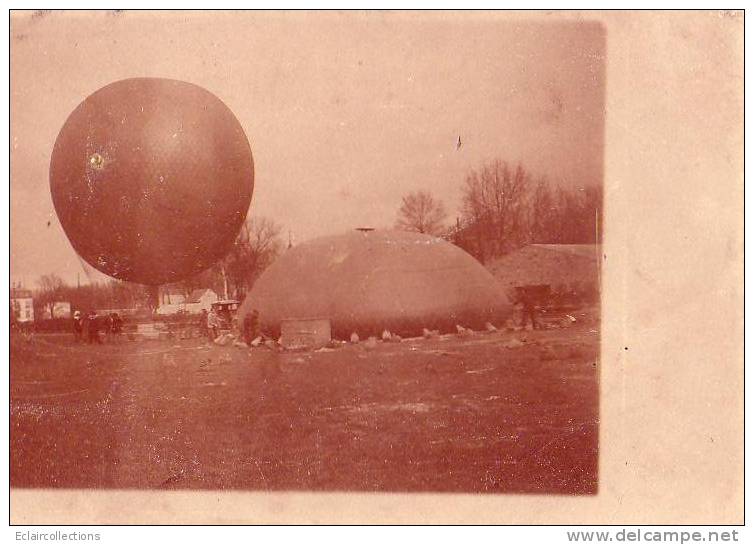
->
[28,157,600,317]
[31,216,284,317]
[32,273,150,320]
[396,159,602,263]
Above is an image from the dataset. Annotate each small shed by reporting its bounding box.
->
[280,318,332,350]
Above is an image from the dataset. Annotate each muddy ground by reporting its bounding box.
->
[11,309,599,494]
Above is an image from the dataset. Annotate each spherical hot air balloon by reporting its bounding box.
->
[50,78,254,286]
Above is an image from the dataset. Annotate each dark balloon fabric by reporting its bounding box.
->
[50,78,254,285]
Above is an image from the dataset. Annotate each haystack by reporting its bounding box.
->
[487,244,600,301]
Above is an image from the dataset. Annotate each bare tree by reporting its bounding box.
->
[451,158,602,258]
[61,279,149,314]
[528,178,560,244]
[36,274,66,318]
[153,217,283,303]
[221,216,284,299]
[460,160,531,262]
[395,191,448,236]
[105,279,150,310]
[552,184,602,244]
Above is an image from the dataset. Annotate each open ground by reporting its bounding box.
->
[11,309,599,494]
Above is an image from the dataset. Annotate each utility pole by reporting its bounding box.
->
[220,263,229,299]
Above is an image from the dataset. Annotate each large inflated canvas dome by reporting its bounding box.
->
[239,229,512,338]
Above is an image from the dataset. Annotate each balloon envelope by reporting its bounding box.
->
[50,78,254,285]
[239,230,512,338]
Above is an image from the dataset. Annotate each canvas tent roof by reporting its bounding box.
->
[239,229,512,338]
[487,244,600,297]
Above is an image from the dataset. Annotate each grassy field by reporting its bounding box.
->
[11,310,599,494]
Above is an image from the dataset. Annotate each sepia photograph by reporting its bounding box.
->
[7,9,743,527]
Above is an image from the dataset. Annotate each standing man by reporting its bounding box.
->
[110,312,123,342]
[516,286,540,331]
[87,311,102,344]
[103,313,113,342]
[243,309,260,346]
[73,310,83,342]
[206,307,219,341]
[199,309,208,339]
[521,294,538,330]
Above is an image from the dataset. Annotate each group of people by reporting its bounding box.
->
[73,310,123,344]
[70,306,258,345]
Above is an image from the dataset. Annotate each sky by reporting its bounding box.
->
[10,10,605,287]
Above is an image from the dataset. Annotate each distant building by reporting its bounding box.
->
[160,287,187,305]
[156,288,218,315]
[185,289,218,313]
[10,288,34,323]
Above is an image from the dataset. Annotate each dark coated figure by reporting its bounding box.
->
[109,312,123,341]
[515,285,550,331]
[243,309,260,346]
[520,296,539,330]
[86,311,102,344]
[72,310,83,342]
